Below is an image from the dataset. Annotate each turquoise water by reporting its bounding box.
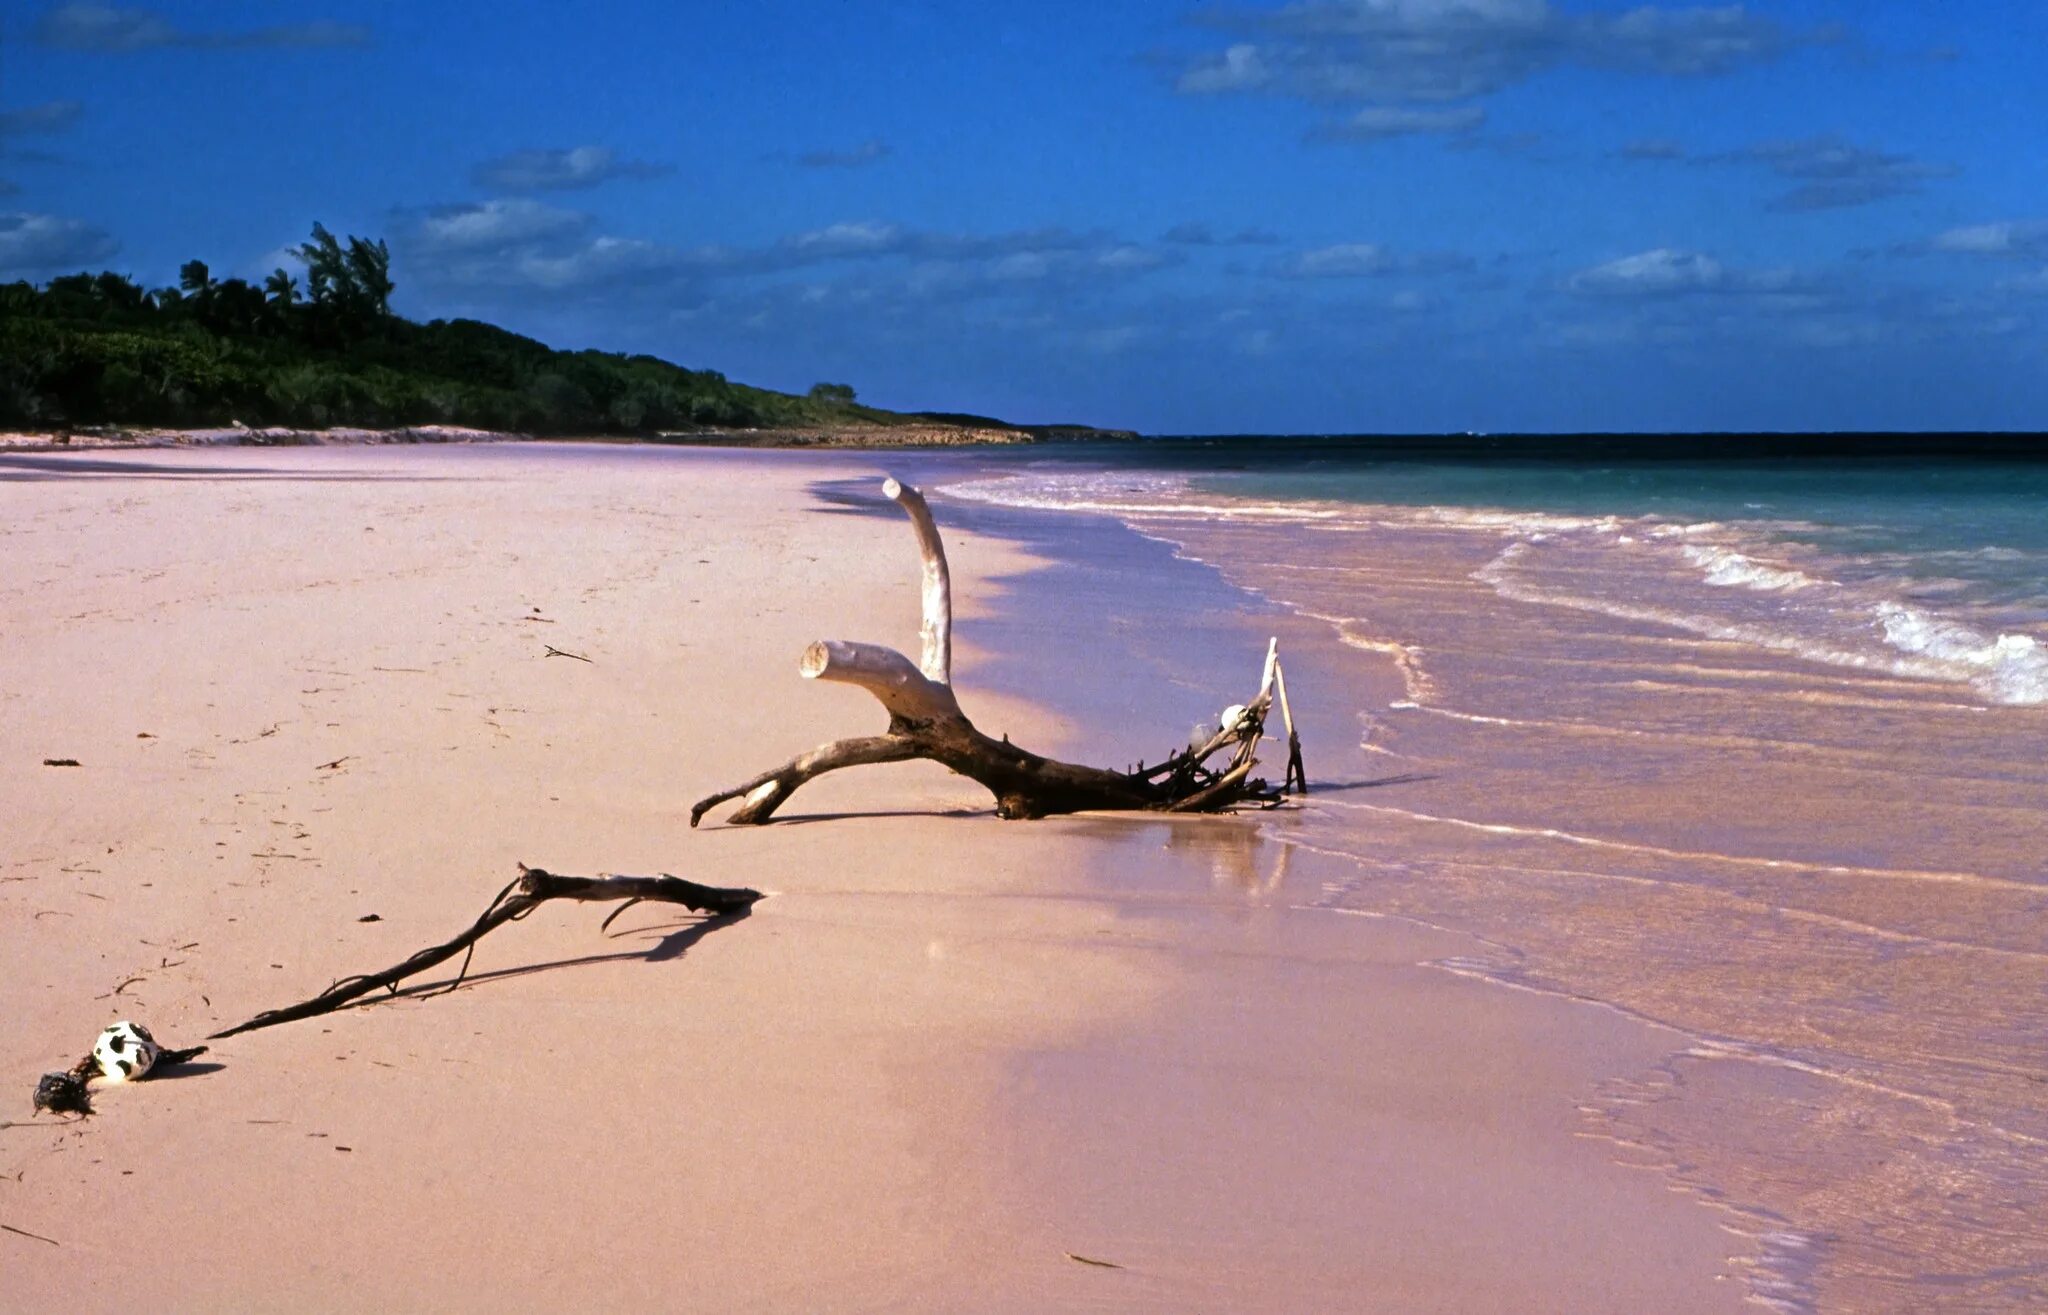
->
[1219,458,2048,615]
[946,442,2048,705]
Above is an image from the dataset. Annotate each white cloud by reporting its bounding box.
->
[1566,248,1726,295]
[510,236,687,291]
[783,221,911,259]
[1179,43,1271,94]
[0,211,118,274]
[403,199,592,254]
[1927,220,2048,257]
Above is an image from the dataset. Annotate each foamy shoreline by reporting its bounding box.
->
[4,443,1744,1311]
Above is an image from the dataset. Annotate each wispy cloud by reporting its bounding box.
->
[0,100,84,136]
[1918,219,2048,258]
[472,146,670,193]
[33,4,369,52]
[1162,222,1282,246]
[1308,103,1485,143]
[1617,133,1956,210]
[1705,135,1957,211]
[0,211,118,274]
[1563,247,1808,297]
[796,139,892,169]
[1270,242,1473,278]
[1615,137,1685,160]
[391,207,1180,307]
[1177,2,1830,106]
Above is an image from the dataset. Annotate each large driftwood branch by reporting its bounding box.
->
[211,866,762,1039]
[692,478,1305,825]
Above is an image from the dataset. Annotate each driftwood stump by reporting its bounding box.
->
[692,477,1305,826]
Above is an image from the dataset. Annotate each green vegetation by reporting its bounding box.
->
[0,223,904,434]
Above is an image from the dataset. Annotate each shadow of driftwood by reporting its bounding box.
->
[1313,773,1438,793]
[382,906,752,1002]
[733,806,984,828]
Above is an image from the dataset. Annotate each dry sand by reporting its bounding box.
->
[4,444,1745,1311]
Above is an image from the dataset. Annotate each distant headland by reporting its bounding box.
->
[0,223,1135,451]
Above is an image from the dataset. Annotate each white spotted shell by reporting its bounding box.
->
[1218,704,1248,731]
[93,1020,161,1083]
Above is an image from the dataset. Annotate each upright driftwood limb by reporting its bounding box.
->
[692,478,1306,826]
[1274,659,1308,796]
[211,866,762,1039]
[883,477,951,682]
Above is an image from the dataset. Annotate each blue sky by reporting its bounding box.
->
[3,1,2045,432]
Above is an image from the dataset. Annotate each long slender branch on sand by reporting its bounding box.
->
[31,866,762,1116]
[210,865,762,1039]
[692,477,1305,825]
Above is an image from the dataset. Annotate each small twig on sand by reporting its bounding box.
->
[2,1222,60,1246]
[314,756,352,771]
[542,645,592,663]
[42,759,80,768]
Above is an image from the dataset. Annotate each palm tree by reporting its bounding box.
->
[295,223,345,308]
[264,267,299,309]
[343,236,394,318]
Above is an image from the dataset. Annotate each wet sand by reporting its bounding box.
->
[3,444,1743,1310]
[975,480,2048,1312]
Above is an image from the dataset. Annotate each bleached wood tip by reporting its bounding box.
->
[800,641,831,679]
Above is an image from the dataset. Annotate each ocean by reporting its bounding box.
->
[923,435,2048,1313]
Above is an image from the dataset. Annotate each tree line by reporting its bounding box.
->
[1,223,881,434]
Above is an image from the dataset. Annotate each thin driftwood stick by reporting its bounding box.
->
[692,480,1307,826]
[210,866,762,1039]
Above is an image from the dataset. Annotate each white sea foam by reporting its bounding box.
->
[1874,604,2048,706]
[1471,521,2048,706]
[1680,543,1815,592]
